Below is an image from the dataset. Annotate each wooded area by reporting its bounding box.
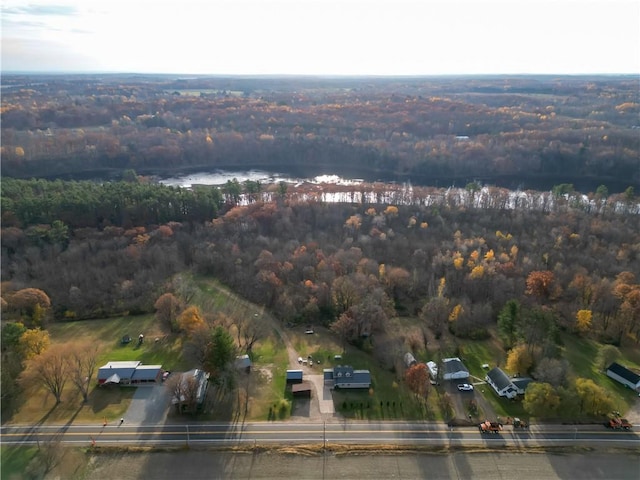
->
[1,74,639,422]
[1,74,638,192]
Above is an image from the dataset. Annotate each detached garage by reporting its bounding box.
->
[442,358,469,380]
[607,362,640,391]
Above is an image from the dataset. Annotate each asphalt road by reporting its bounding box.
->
[2,421,638,449]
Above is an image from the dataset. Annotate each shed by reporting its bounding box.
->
[404,352,417,368]
[286,369,304,384]
[291,382,313,397]
[426,361,438,379]
[442,357,469,380]
[235,354,252,373]
[607,362,640,390]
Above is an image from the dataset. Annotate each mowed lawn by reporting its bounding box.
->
[6,314,187,426]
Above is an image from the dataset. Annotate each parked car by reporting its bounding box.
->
[457,383,474,391]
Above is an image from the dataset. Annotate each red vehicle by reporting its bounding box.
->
[607,417,632,430]
[479,420,503,434]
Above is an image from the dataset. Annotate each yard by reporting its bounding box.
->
[4,314,186,426]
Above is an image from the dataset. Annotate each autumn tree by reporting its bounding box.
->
[9,288,51,326]
[404,363,430,401]
[525,270,559,301]
[523,382,560,417]
[19,328,50,359]
[66,341,100,402]
[575,309,592,334]
[574,378,613,416]
[505,344,534,376]
[178,306,205,336]
[21,343,69,404]
[154,292,183,332]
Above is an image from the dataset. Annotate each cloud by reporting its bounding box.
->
[3,4,77,16]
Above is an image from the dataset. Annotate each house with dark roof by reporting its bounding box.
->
[442,357,469,380]
[511,377,533,395]
[485,367,518,398]
[97,361,163,386]
[607,362,640,391]
[326,365,371,389]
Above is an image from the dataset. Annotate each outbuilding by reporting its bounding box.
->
[286,369,304,384]
[442,357,469,380]
[404,352,417,368]
[291,382,313,398]
[607,362,640,391]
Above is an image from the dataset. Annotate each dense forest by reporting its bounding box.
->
[1,74,640,421]
[1,74,638,192]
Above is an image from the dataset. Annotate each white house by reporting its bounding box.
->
[485,367,518,398]
[442,357,469,380]
[607,362,640,391]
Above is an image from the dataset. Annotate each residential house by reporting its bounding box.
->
[511,377,533,395]
[442,357,469,380]
[170,368,210,411]
[607,362,640,391]
[97,361,163,386]
[326,365,371,389]
[485,367,517,398]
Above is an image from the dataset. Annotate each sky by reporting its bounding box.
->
[2,0,639,75]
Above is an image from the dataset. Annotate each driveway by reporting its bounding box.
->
[123,385,171,425]
[445,376,497,424]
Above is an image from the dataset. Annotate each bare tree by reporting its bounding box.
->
[67,341,100,402]
[235,312,269,355]
[21,344,68,404]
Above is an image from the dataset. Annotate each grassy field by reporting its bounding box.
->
[5,314,187,426]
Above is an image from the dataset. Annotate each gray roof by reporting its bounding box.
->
[487,367,513,391]
[511,377,533,390]
[442,358,469,375]
[131,365,162,381]
[333,365,371,385]
[607,362,640,384]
